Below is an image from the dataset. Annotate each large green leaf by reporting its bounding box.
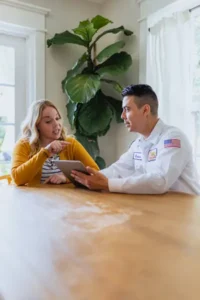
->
[75,132,99,159]
[107,96,123,123]
[47,30,88,48]
[95,156,106,169]
[75,132,106,169]
[96,52,132,77]
[90,26,133,50]
[65,74,101,103]
[96,41,125,62]
[77,90,114,137]
[73,20,96,42]
[101,78,123,94]
[91,15,112,30]
[66,101,79,129]
[62,53,87,92]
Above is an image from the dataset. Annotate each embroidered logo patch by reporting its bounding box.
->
[133,152,142,160]
[164,139,181,148]
[148,148,157,161]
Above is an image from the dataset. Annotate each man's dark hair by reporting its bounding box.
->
[121,84,158,116]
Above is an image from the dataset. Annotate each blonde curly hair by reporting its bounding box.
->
[20,100,67,155]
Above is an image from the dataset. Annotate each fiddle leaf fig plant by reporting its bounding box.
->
[47,15,133,168]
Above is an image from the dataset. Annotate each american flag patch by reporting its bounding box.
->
[164,139,181,148]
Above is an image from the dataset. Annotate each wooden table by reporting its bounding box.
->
[0,184,200,300]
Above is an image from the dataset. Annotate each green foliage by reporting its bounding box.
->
[47,15,133,168]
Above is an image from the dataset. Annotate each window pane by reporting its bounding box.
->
[0,45,15,85]
[0,86,15,123]
[0,125,14,175]
[0,162,11,176]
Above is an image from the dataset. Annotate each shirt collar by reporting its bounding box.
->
[138,119,165,145]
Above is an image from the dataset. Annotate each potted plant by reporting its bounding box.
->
[47,15,133,168]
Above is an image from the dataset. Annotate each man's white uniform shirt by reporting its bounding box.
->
[101,120,200,195]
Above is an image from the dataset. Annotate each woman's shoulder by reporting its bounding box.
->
[64,135,78,144]
[14,138,31,150]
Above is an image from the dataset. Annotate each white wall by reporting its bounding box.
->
[22,0,115,165]
[23,0,100,122]
[99,0,140,162]
[22,0,140,166]
[12,0,141,166]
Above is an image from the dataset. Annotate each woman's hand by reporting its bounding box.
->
[43,173,70,184]
[45,140,70,157]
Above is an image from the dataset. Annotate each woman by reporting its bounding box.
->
[11,100,99,186]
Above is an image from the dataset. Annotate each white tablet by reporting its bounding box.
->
[52,160,89,187]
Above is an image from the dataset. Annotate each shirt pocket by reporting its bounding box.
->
[135,160,144,171]
[133,152,144,172]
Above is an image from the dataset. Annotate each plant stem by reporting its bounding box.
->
[87,46,94,71]
[93,43,97,66]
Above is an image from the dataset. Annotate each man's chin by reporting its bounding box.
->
[127,127,135,133]
[126,126,132,132]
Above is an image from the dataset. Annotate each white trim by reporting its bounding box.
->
[147,0,200,28]
[138,16,147,23]
[0,1,49,108]
[0,20,47,37]
[0,0,50,15]
[26,31,45,106]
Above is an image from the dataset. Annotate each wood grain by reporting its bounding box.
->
[0,184,199,300]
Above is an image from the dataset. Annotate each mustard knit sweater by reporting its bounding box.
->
[11,137,99,186]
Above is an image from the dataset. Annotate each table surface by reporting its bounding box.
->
[0,184,200,300]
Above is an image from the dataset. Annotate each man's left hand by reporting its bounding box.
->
[71,167,109,191]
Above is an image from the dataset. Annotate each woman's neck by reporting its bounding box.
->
[39,137,54,148]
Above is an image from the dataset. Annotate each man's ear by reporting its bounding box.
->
[143,104,151,115]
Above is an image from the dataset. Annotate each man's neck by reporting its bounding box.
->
[141,118,159,139]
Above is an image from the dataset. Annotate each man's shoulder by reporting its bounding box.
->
[158,124,191,149]
[161,124,188,139]
[128,136,140,149]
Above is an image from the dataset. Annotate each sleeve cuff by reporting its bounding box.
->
[108,178,124,193]
[41,148,50,158]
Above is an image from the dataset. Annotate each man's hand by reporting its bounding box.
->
[43,173,70,185]
[71,167,109,191]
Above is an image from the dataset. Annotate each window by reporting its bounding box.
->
[0,34,26,175]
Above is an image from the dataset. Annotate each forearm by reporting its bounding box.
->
[11,148,49,185]
[108,172,167,194]
[100,162,135,179]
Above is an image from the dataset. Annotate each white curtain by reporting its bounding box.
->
[146,11,194,143]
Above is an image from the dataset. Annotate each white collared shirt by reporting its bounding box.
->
[101,119,200,195]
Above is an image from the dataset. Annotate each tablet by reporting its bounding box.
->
[52,160,89,188]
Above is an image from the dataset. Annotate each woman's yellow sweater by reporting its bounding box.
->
[11,137,99,186]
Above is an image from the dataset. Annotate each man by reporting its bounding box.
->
[71,84,200,195]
